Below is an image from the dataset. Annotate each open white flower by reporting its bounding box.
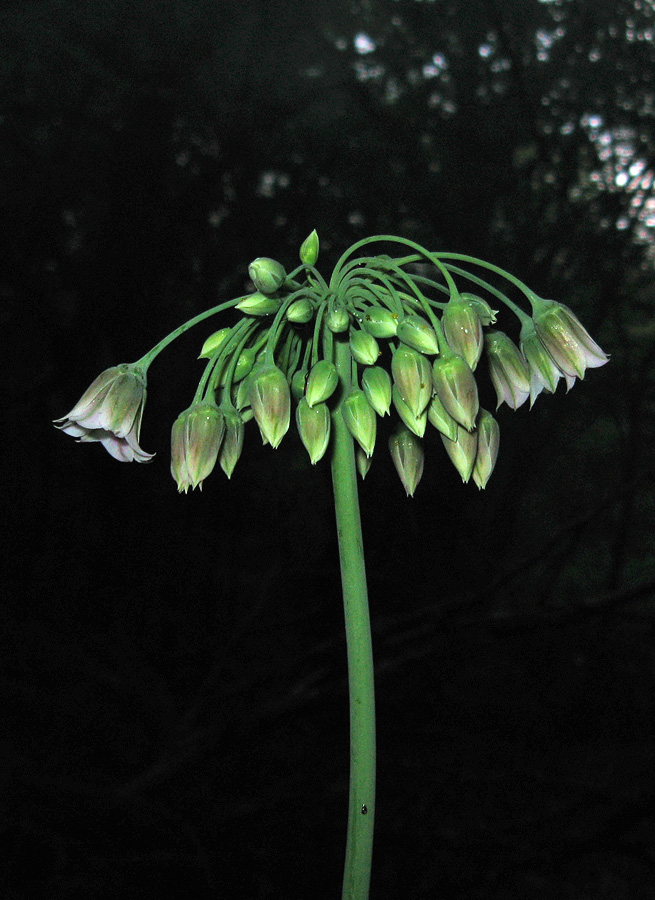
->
[54,364,153,462]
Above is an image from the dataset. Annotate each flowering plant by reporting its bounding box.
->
[55,232,607,899]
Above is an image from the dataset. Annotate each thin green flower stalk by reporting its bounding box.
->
[54,230,608,900]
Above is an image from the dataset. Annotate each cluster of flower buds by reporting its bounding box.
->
[55,231,608,495]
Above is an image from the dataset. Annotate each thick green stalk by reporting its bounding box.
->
[331,336,376,900]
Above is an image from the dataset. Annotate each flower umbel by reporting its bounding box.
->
[54,364,153,462]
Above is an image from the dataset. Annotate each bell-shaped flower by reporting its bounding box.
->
[54,364,153,462]
[442,297,484,370]
[431,351,479,431]
[249,365,291,448]
[520,323,562,405]
[391,345,432,418]
[296,398,331,464]
[342,389,377,457]
[362,365,392,417]
[460,293,498,326]
[532,298,609,379]
[389,426,424,497]
[485,331,530,410]
[170,401,225,492]
[472,409,500,490]
[440,425,478,484]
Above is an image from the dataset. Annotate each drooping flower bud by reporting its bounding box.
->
[326,305,351,333]
[356,447,373,480]
[198,327,231,360]
[290,368,307,402]
[349,330,381,366]
[532,298,609,379]
[389,426,424,497]
[306,359,339,407]
[396,314,439,355]
[219,408,245,478]
[442,297,484,370]
[484,330,530,410]
[360,305,398,338]
[472,409,500,489]
[249,365,291,448]
[361,366,392,417]
[54,363,153,463]
[219,348,256,385]
[342,389,377,457]
[460,293,498,326]
[520,323,561,405]
[427,394,458,441]
[440,425,478,484]
[170,400,225,492]
[296,398,331,464]
[431,352,479,431]
[391,345,432,418]
[248,257,287,294]
[286,297,315,324]
[392,386,427,438]
[236,292,282,316]
[299,230,319,266]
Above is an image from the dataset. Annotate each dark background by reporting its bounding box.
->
[3,0,655,897]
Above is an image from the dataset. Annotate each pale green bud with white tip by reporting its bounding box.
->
[460,293,498,326]
[396,314,439,355]
[296,398,331,464]
[299,229,319,266]
[349,330,381,366]
[306,360,339,407]
[392,386,427,438]
[427,394,458,441]
[432,352,479,431]
[442,296,484,370]
[342,389,377,457]
[219,408,245,478]
[236,292,281,316]
[472,409,500,489]
[198,327,231,359]
[485,331,530,410]
[389,426,424,497]
[248,257,287,294]
[249,365,291,448]
[170,400,225,493]
[361,366,392,417]
[440,425,478,484]
[356,447,373,481]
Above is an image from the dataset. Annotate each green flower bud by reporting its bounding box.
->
[342,389,377,457]
[248,257,287,294]
[198,327,231,359]
[299,229,319,266]
[389,426,424,497]
[432,352,479,431]
[440,425,478,484]
[349,330,381,366]
[391,345,432,418]
[296,398,331,464]
[219,408,245,479]
[392,386,427,437]
[236,292,282,316]
[170,401,225,493]
[396,314,439,355]
[356,447,372,481]
[485,331,530,410]
[460,293,498,326]
[290,368,307,402]
[360,306,398,338]
[442,298,484,370]
[427,394,458,441]
[472,409,500,490]
[249,365,291,448]
[219,348,256,385]
[361,366,392,417]
[306,360,339,407]
[326,306,351,333]
[286,297,315,324]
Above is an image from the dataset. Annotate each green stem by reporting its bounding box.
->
[331,336,376,900]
